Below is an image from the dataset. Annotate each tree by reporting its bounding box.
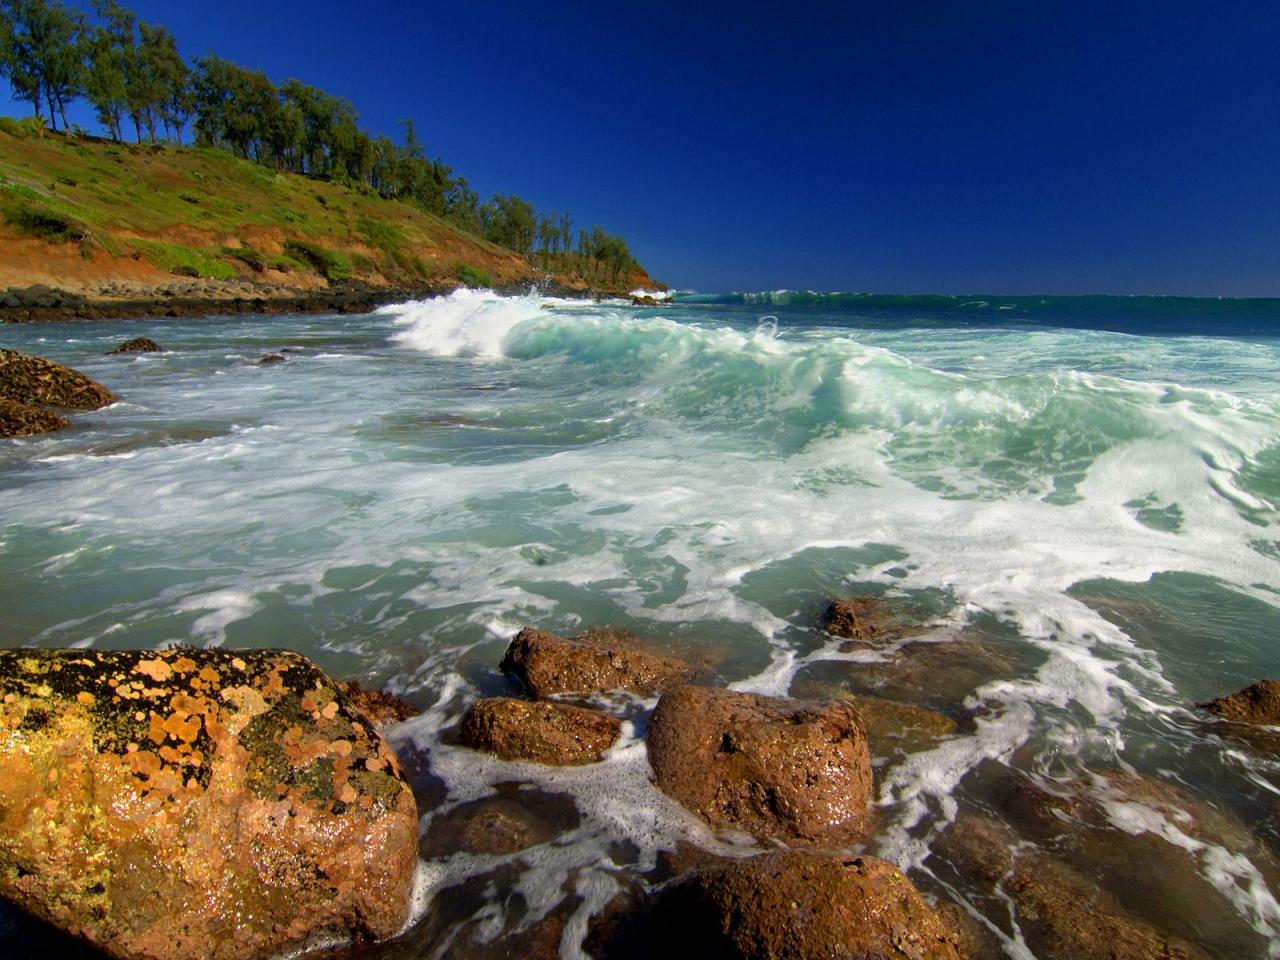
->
[83,0,132,140]
[2,0,87,131]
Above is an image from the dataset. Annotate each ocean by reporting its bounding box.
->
[2,289,1278,957]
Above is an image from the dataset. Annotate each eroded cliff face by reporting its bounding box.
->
[0,648,419,960]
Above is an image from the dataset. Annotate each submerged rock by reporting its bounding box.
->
[500,626,690,698]
[335,679,419,730]
[1200,679,1280,726]
[107,338,162,355]
[653,850,962,960]
[420,784,581,858]
[933,812,1213,960]
[822,595,918,647]
[0,648,419,960]
[459,696,621,765]
[646,684,872,843]
[257,353,287,365]
[0,348,116,410]
[0,398,70,438]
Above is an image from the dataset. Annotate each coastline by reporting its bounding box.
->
[0,278,636,324]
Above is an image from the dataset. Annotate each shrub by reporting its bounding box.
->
[2,202,86,242]
[223,245,266,272]
[284,239,353,282]
[129,239,239,279]
[457,264,493,288]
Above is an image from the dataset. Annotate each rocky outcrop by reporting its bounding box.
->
[653,850,962,960]
[0,348,116,410]
[0,648,419,960]
[1200,679,1280,726]
[108,338,162,355]
[459,697,621,765]
[646,684,872,843]
[334,679,418,730]
[0,398,69,437]
[500,626,690,698]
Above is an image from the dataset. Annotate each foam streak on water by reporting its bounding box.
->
[3,290,1280,958]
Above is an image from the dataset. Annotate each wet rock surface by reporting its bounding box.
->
[459,696,621,765]
[420,784,581,858]
[933,812,1213,960]
[822,595,920,648]
[653,850,962,960]
[1200,679,1280,726]
[0,348,116,410]
[0,397,70,437]
[335,679,419,730]
[107,338,162,355]
[500,626,690,698]
[647,684,872,843]
[0,648,418,960]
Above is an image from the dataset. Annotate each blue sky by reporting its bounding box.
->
[4,0,1279,294]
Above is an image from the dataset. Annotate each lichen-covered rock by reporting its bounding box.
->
[500,626,690,698]
[335,679,418,729]
[653,850,962,960]
[108,338,162,355]
[1200,679,1280,726]
[646,684,872,843]
[0,648,419,960]
[933,813,1212,960]
[0,398,70,438]
[0,348,116,410]
[459,697,621,765]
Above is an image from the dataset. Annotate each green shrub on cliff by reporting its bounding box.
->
[284,239,353,282]
[128,239,238,278]
[457,264,493,288]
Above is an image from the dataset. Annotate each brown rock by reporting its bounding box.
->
[459,697,621,765]
[647,684,872,843]
[0,398,69,437]
[0,348,116,409]
[335,679,418,729]
[853,694,958,755]
[420,784,580,858]
[933,813,1213,960]
[258,353,287,365]
[653,850,962,960]
[108,338,162,355]
[1200,679,1280,726]
[500,626,690,697]
[823,595,916,647]
[0,648,419,960]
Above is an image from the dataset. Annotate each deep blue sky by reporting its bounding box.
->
[4,1,1279,294]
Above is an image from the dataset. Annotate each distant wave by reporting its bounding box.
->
[672,291,1280,337]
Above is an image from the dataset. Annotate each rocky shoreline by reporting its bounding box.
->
[0,279,646,324]
[3,601,1276,959]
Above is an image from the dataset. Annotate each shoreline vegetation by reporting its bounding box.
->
[0,0,663,319]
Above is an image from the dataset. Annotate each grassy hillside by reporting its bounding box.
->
[0,127,655,297]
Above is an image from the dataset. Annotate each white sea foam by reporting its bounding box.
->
[381,288,551,357]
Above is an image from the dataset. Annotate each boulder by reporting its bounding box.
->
[500,626,690,698]
[459,696,621,765]
[334,679,418,729]
[257,354,287,365]
[646,684,872,843]
[108,338,162,355]
[0,648,418,960]
[0,348,116,410]
[822,595,916,647]
[653,850,962,959]
[0,398,69,438]
[1200,679,1280,726]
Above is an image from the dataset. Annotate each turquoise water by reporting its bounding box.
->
[2,290,1279,957]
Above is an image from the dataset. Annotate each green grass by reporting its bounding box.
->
[0,125,547,288]
[128,239,240,279]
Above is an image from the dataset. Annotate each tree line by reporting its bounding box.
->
[0,0,640,284]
